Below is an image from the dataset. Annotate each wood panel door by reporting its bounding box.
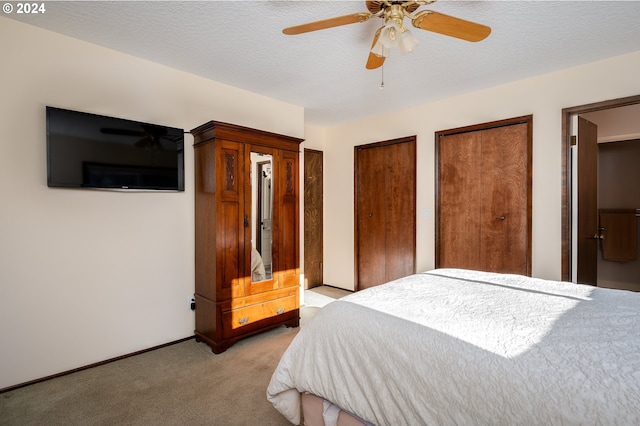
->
[480,123,530,273]
[576,116,599,285]
[355,137,416,291]
[437,116,532,275]
[304,149,323,289]
[437,131,483,270]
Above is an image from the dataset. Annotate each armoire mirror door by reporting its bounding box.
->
[256,156,273,280]
[247,147,278,294]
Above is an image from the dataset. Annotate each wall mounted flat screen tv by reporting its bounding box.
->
[46,106,184,191]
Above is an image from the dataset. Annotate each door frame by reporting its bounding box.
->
[561,94,640,281]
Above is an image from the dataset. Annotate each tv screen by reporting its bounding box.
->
[46,106,185,191]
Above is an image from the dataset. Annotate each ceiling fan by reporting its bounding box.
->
[283,0,491,70]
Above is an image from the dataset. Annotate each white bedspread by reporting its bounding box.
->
[267,269,640,425]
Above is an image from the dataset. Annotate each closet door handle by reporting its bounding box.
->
[244,216,249,227]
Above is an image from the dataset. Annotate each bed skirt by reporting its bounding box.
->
[301,393,371,426]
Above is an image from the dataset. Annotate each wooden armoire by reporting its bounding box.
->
[191,121,303,353]
[436,116,532,275]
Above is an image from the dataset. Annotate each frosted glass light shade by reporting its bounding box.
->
[371,38,391,57]
[371,21,419,58]
[399,29,419,55]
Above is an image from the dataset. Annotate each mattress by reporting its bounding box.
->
[267,268,640,425]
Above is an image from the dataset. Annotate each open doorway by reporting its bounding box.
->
[562,96,640,289]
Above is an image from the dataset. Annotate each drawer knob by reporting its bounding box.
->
[276,308,285,315]
[238,317,249,325]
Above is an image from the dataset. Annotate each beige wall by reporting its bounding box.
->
[0,17,303,390]
[322,50,640,290]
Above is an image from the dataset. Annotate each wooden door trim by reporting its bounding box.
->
[354,136,417,290]
[561,94,640,281]
[435,115,533,275]
[436,115,532,136]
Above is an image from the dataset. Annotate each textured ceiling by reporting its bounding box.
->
[6,1,640,127]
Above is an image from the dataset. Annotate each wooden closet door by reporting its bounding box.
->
[480,123,529,274]
[304,149,323,289]
[355,137,416,290]
[437,117,531,275]
[385,140,416,281]
[355,145,387,289]
[437,131,483,270]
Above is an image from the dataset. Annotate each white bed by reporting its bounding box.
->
[267,268,640,425]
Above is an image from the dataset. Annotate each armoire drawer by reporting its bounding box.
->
[222,295,297,338]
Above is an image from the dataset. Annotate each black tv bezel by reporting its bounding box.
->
[46,106,185,192]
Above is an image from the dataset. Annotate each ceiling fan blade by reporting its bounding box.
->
[412,10,491,42]
[366,27,385,70]
[283,12,372,35]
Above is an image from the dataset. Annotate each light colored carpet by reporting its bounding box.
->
[0,287,351,426]
[304,285,350,309]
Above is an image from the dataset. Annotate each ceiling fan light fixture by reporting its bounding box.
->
[371,19,418,58]
[371,37,391,58]
[383,20,402,46]
[399,28,419,55]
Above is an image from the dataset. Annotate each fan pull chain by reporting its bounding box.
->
[380,65,385,90]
